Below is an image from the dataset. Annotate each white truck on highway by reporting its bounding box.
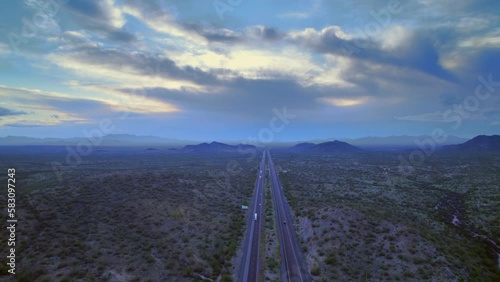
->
[254,213,257,221]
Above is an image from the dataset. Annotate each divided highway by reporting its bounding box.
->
[268,150,311,282]
[240,150,310,281]
[240,151,266,282]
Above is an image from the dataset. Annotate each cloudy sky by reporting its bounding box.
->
[0,0,499,142]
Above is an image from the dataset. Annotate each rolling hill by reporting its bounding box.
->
[288,140,361,153]
[443,135,500,151]
[182,141,257,153]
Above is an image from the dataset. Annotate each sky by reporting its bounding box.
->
[0,0,499,142]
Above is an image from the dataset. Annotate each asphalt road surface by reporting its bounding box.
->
[268,150,312,282]
[240,151,266,282]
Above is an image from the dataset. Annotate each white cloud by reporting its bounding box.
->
[378,25,412,51]
[63,81,182,114]
[0,84,178,129]
[458,32,500,49]
[171,44,354,88]
[122,4,205,44]
[45,52,204,94]
[0,86,87,127]
[103,0,127,29]
[287,26,352,44]
[321,96,370,107]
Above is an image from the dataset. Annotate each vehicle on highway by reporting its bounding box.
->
[283,221,286,224]
[254,213,257,221]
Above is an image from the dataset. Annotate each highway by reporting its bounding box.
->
[268,150,311,282]
[240,151,266,282]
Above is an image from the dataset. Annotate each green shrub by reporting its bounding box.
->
[310,265,321,276]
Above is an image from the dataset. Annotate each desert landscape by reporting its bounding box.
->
[273,148,500,281]
[0,147,258,281]
[1,137,499,281]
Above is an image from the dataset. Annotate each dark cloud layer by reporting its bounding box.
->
[64,46,219,85]
[120,77,357,121]
[63,0,136,43]
[247,26,283,41]
[0,106,27,117]
[290,27,457,82]
[4,123,44,128]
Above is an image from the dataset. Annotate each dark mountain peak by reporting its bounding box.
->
[444,135,500,151]
[316,140,347,146]
[289,142,316,151]
[471,135,500,141]
[341,135,469,150]
[314,140,361,152]
[210,141,233,147]
[287,140,360,153]
[182,141,237,152]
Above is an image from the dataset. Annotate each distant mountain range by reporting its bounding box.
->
[443,135,500,151]
[284,135,469,150]
[338,135,469,150]
[0,134,190,147]
[1,134,497,153]
[284,135,500,153]
[288,140,361,153]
